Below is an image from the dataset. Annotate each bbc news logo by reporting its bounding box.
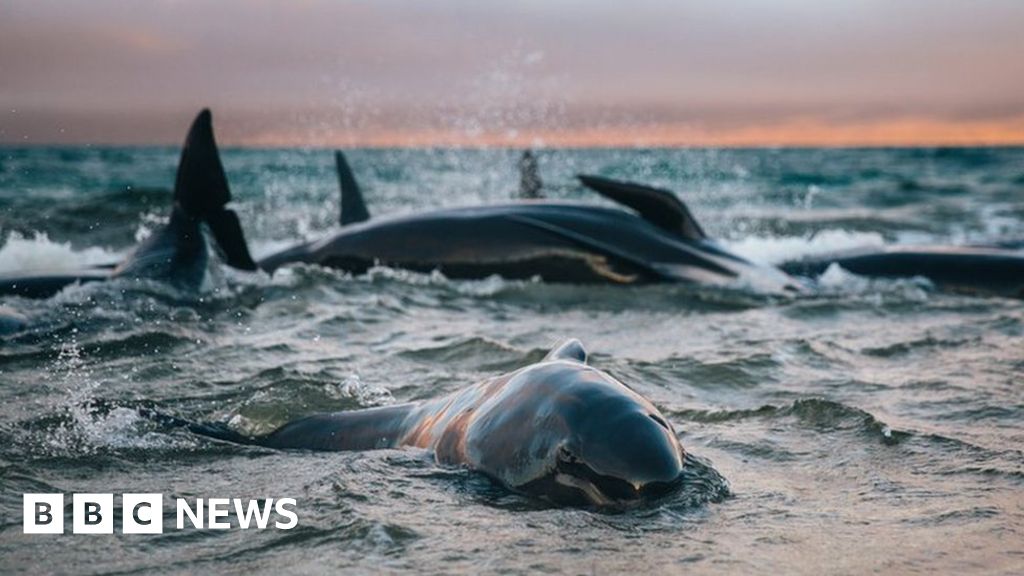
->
[23,494,298,534]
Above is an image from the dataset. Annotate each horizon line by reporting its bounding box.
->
[4,141,1024,151]
[5,115,1024,149]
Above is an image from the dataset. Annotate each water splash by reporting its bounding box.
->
[0,231,122,273]
[39,338,178,454]
[725,229,886,265]
[338,373,394,407]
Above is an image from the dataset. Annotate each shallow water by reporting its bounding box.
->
[1,147,1022,574]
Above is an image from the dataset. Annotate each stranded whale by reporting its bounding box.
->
[255,152,800,294]
[152,339,690,508]
[780,245,1024,299]
[0,109,255,301]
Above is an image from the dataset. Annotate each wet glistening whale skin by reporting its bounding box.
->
[153,339,689,508]
[255,152,801,295]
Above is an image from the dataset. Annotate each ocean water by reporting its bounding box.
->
[0,147,1022,574]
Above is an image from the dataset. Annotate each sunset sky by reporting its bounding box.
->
[2,0,1023,147]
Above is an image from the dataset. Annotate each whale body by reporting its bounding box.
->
[780,245,1024,298]
[156,339,689,508]
[255,153,801,295]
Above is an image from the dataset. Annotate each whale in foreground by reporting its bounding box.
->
[153,339,689,508]
[0,109,255,301]
[255,152,800,295]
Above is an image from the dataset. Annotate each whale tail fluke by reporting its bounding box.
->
[336,151,370,225]
[174,109,258,271]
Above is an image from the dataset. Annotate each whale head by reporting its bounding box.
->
[545,390,685,508]
[487,339,685,508]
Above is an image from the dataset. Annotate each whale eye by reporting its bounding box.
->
[649,414,670,430]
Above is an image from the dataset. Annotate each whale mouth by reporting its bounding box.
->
[552,449,684,507]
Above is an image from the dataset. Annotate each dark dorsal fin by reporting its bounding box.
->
[336,151,370,225]
[544,338,588,363]
[174,109,230,219]
[577,175,707,240]
[174,109,257,271]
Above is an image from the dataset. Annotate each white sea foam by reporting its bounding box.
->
[816,262,932,301]
[361,265,528,297]
[724,229,886,265]
[0,231,123,273]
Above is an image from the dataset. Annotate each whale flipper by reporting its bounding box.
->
[506,214,673,282]
[206,209,257,271]
[336,151,370,225]
[545,339,588,363]
[577,175,706,241]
